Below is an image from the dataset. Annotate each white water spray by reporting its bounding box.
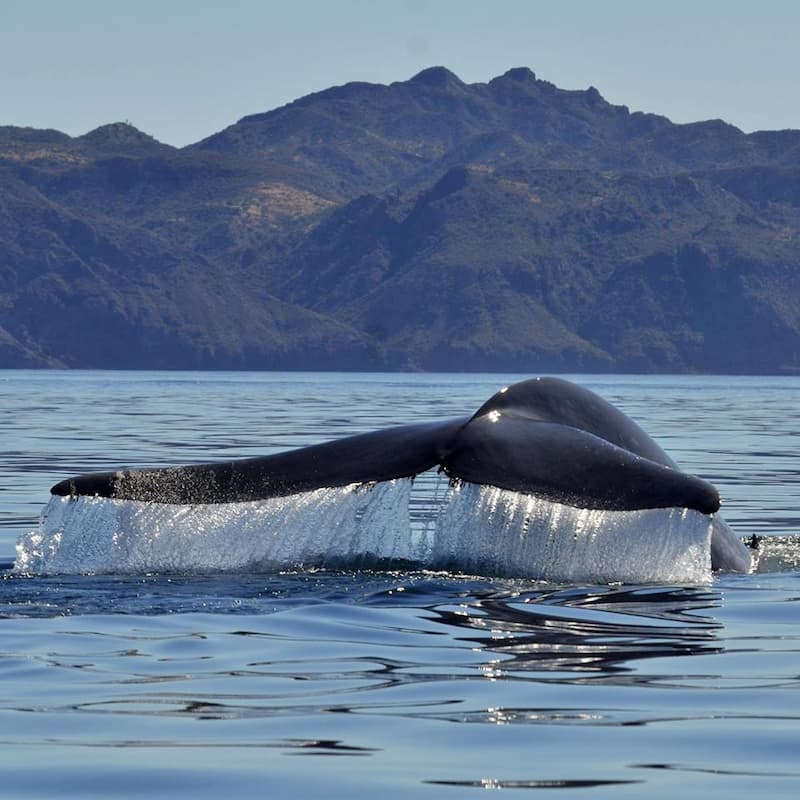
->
[15,476,714,583]
[15,480,413,575]
[430,482,712,584]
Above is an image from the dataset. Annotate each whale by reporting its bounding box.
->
[48,377,752,574]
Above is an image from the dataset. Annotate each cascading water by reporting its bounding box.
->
[15,480,413,575]
[15,474,714,582]
[430,481,713,584]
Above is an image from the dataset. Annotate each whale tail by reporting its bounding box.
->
[45,377,750,574]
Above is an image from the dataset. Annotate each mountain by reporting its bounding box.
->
[1,67,800,372]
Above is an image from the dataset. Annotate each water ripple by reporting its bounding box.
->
[1,373,799,798]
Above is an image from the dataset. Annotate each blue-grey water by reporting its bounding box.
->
[0,371,798,798]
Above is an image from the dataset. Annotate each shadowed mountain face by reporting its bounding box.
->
[2,67,800,372]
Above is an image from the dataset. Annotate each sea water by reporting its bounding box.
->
[0,371,798,798]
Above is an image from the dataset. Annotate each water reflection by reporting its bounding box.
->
[426,583,722,678]
[634,762,800,779]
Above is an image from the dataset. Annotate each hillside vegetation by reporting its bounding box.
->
[2,67,799,372]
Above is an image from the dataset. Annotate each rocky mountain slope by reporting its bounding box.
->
[1,67,799,372]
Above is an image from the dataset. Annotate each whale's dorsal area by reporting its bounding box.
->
[48,377,751,572]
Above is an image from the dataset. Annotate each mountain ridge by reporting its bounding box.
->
[1,67,799,372]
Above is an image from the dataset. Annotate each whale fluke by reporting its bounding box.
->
[47,377,751,574]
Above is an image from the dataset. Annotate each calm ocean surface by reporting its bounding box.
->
[0,371,798,798]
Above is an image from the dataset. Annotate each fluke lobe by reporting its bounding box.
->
[50,377,752,573]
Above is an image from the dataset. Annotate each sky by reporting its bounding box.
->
[2,0,799,147]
